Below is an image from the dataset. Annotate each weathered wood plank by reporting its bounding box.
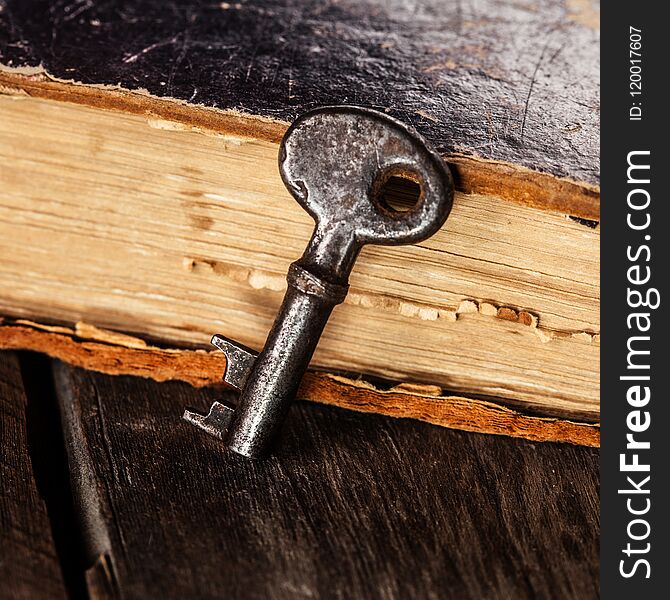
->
[0,0,600,192]
[0,352,67,600]
[54,362,599,599]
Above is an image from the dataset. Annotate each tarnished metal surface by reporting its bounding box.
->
[183,396,236,441]
[183,106,454,458]
[210,334,258,390]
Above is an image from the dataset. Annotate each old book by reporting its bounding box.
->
[0,0,600,441]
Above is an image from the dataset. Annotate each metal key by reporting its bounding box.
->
[183,106,454,458]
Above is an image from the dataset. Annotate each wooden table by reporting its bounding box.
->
[1,351,599,599]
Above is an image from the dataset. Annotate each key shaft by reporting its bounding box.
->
[226,263,347,457]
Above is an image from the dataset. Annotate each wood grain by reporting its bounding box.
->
[0,353,67,600]
[54,363,600,599]
[0,321,600,447]
[0,94,600,417]
[0,0,600,192]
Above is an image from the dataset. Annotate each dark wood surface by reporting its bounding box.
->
[0,353,67,599]
[0,0,600,187]
[0,350,600,598]
[44,358,597,599]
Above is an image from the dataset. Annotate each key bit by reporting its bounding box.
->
[183,397,236,441]
[183,106,454,458]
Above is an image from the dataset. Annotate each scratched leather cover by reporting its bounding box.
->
[0,0,599,187]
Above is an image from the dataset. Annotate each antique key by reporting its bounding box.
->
[183,106,454,458]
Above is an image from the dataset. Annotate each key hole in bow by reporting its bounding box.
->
[375,169,423,214]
